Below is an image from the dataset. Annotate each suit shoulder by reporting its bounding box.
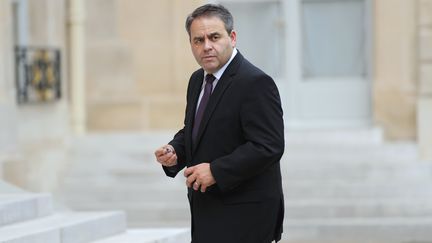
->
[238,58,271,80]
[237,58,274,88]
[234,58,281,100]
[187,69,203,87]
[190,69,203,80]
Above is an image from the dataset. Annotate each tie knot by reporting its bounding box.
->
[205,74,216,84]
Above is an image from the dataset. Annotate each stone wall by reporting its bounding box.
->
[0,0,70,192]
[0,0,19,163]
[85,0,202,131]
[373,0,418,140]
[85,0,424,140]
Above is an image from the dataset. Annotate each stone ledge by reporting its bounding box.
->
[0,211,126,243]
[91,228,190,243]
[283,217,432,243]
[0,193,53,226]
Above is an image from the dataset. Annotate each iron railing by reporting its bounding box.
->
[15,46,61,103]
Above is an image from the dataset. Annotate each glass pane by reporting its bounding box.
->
[302,0,366,78]
[222,1,285,78]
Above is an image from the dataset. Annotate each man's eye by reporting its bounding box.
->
[212,36,220,41]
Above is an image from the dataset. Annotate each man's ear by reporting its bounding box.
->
[230,30,237,47]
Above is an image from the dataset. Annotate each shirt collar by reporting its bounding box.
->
[205,48,238,80]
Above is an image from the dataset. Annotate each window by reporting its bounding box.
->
[221,1,285,78]
[301,0,366,78]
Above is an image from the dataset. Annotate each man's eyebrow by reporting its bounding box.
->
[192,32,221,41]
[207,32,221,38]
[193,35,204,41]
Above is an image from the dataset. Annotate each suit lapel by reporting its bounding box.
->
[192,53,244,153]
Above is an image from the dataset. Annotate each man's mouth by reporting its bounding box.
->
[203,56,215,60]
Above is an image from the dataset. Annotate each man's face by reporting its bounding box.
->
[189,16,236,74]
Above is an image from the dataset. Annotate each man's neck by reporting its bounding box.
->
[207,48,238,80]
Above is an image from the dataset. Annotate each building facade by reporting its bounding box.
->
[0,0,70,191]
[0,0,431,191]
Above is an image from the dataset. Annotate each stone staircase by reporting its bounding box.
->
[0,182,189,243]
[54,132,190,228]
[53,129,432,243]
[0,192,123,242]
[282,130,432,243]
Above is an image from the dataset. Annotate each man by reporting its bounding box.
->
[154,4,284,243]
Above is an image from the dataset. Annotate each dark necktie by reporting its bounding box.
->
[192,74,215,143]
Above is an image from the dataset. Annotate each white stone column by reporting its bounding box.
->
[418,0,432,161]
[68,0,86,135]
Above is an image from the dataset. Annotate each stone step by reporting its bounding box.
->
[69,129,384,152]
[285,199,432,218]
[68,143,417,167]
[109,165,174,177]
[57,190,186,205]
[0,211,126,243]
[0,193,53,226]
[59,202,190,222]
[127,220,189,228]
[282,217,432,243]
[59,170,169,184]
[57,181,186,200]
[59,179,432,200]
[126,218,189,229]
[69,132,175,153]
[60,197,432,224]
[284,182,432,199]
[67,158,426,176]
[64,163,430,187]
[64,157,156,175]
[65,130,392,162]
[59,173,185,188]
[283,144,418,164]
[90,228,190,243]
[284,128,384,145]
[282,163,432,182]
[65,143,419,169]
[282,154,422,168]
[59,198,432,230]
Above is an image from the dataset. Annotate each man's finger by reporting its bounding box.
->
[193,181,200,191]
[184,166,194,177]
[164,145,175,154]
[166,154,177,165]
[156,153,170,164]
[200,184,207,193]
[154,148,165,157]
[186,173,197,187]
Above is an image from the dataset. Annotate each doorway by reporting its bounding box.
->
[216,0,372,128]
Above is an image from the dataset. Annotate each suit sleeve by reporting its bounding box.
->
[159,128,185,177]
[162,72,199,177]
[210,74,285,192]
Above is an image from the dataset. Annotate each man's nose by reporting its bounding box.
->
[203,38,212,50]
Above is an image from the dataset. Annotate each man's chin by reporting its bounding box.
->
[202,62,219,72]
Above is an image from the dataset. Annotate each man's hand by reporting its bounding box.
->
[184,163,216,192]
[154,145,177,167]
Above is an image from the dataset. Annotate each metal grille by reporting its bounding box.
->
[15,46,61,103]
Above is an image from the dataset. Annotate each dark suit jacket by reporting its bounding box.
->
[164,52,285,243]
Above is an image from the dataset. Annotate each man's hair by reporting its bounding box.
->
[185,4,234,37]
